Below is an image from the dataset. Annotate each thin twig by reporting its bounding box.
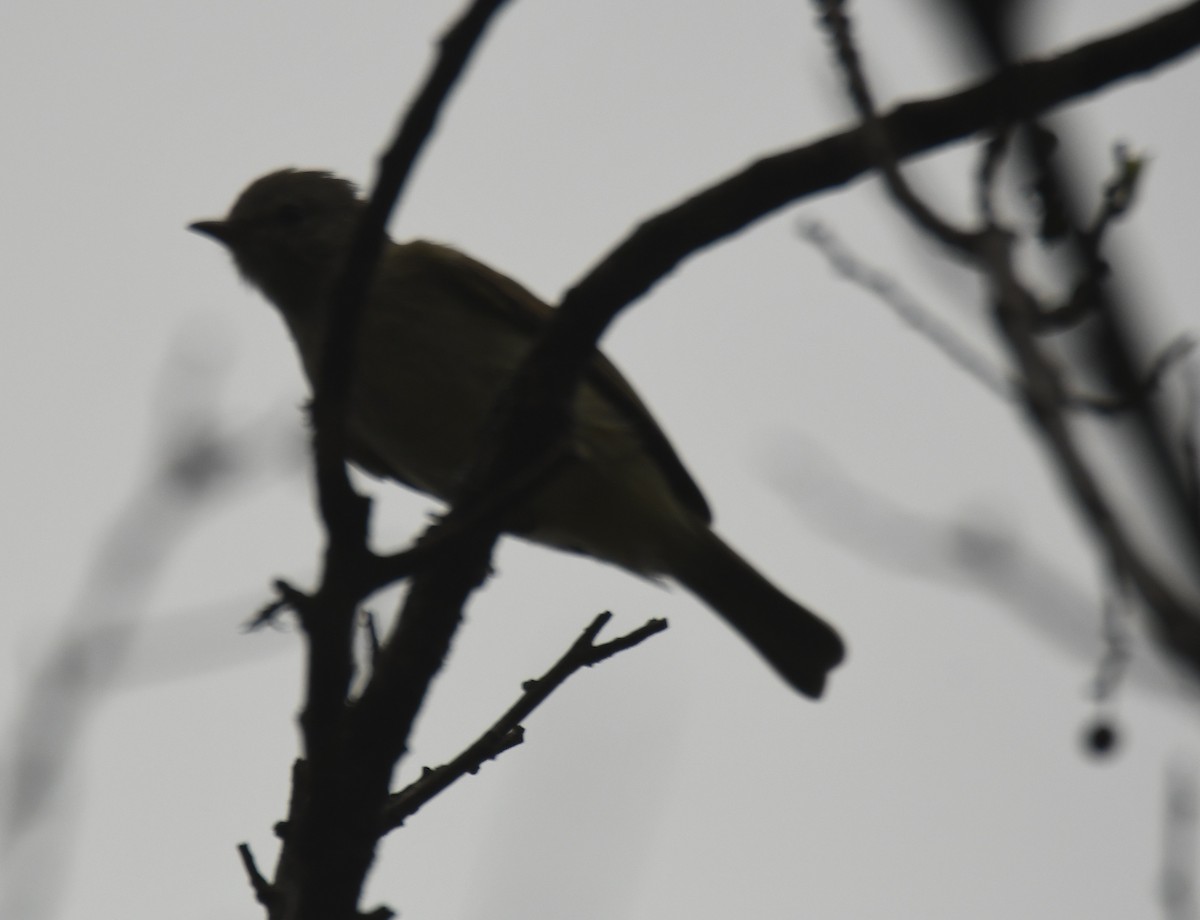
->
[246,579,312,631]
[799,220,1014,399]
[238,844,277,908]
[813,0,980,250]
[1091,587,1133,705]
[1035,144,1147,332]
[380,613,668,832]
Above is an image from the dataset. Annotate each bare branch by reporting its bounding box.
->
[239,844,278,909]
[267,3,516,919]
[510,1,1200,405]
[799,220,1014,399]
[813,0,979,250]
[380,613,667,832]
[811,0,1200,686]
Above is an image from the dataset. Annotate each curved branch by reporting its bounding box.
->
[541,0,1200,375]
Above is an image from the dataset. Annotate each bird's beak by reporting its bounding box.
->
[188,219,236,246]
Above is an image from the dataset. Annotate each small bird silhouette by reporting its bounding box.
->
[192,169,845,697]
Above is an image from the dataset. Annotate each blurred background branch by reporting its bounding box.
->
[0,332,304,920]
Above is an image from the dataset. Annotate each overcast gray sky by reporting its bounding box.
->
[3,2,1200,918]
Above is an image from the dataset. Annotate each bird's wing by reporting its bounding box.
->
[404,241,712,524]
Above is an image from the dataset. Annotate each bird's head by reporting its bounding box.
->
[190,169,365,315]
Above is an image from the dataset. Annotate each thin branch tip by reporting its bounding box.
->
[237,843,276,907]
[245,579,311,630]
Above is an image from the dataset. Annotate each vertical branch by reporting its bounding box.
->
[264,4,516,920]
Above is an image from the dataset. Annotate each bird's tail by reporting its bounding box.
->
[669,527,844,699]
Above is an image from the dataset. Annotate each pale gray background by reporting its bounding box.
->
[3,1,1199,918]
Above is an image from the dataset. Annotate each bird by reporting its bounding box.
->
[190,169,845,697]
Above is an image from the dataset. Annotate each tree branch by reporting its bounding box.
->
[267,3,515,919]
[811,0,1200,683]
[380,613,667,831]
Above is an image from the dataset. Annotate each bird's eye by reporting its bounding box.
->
[274,202,306,225]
